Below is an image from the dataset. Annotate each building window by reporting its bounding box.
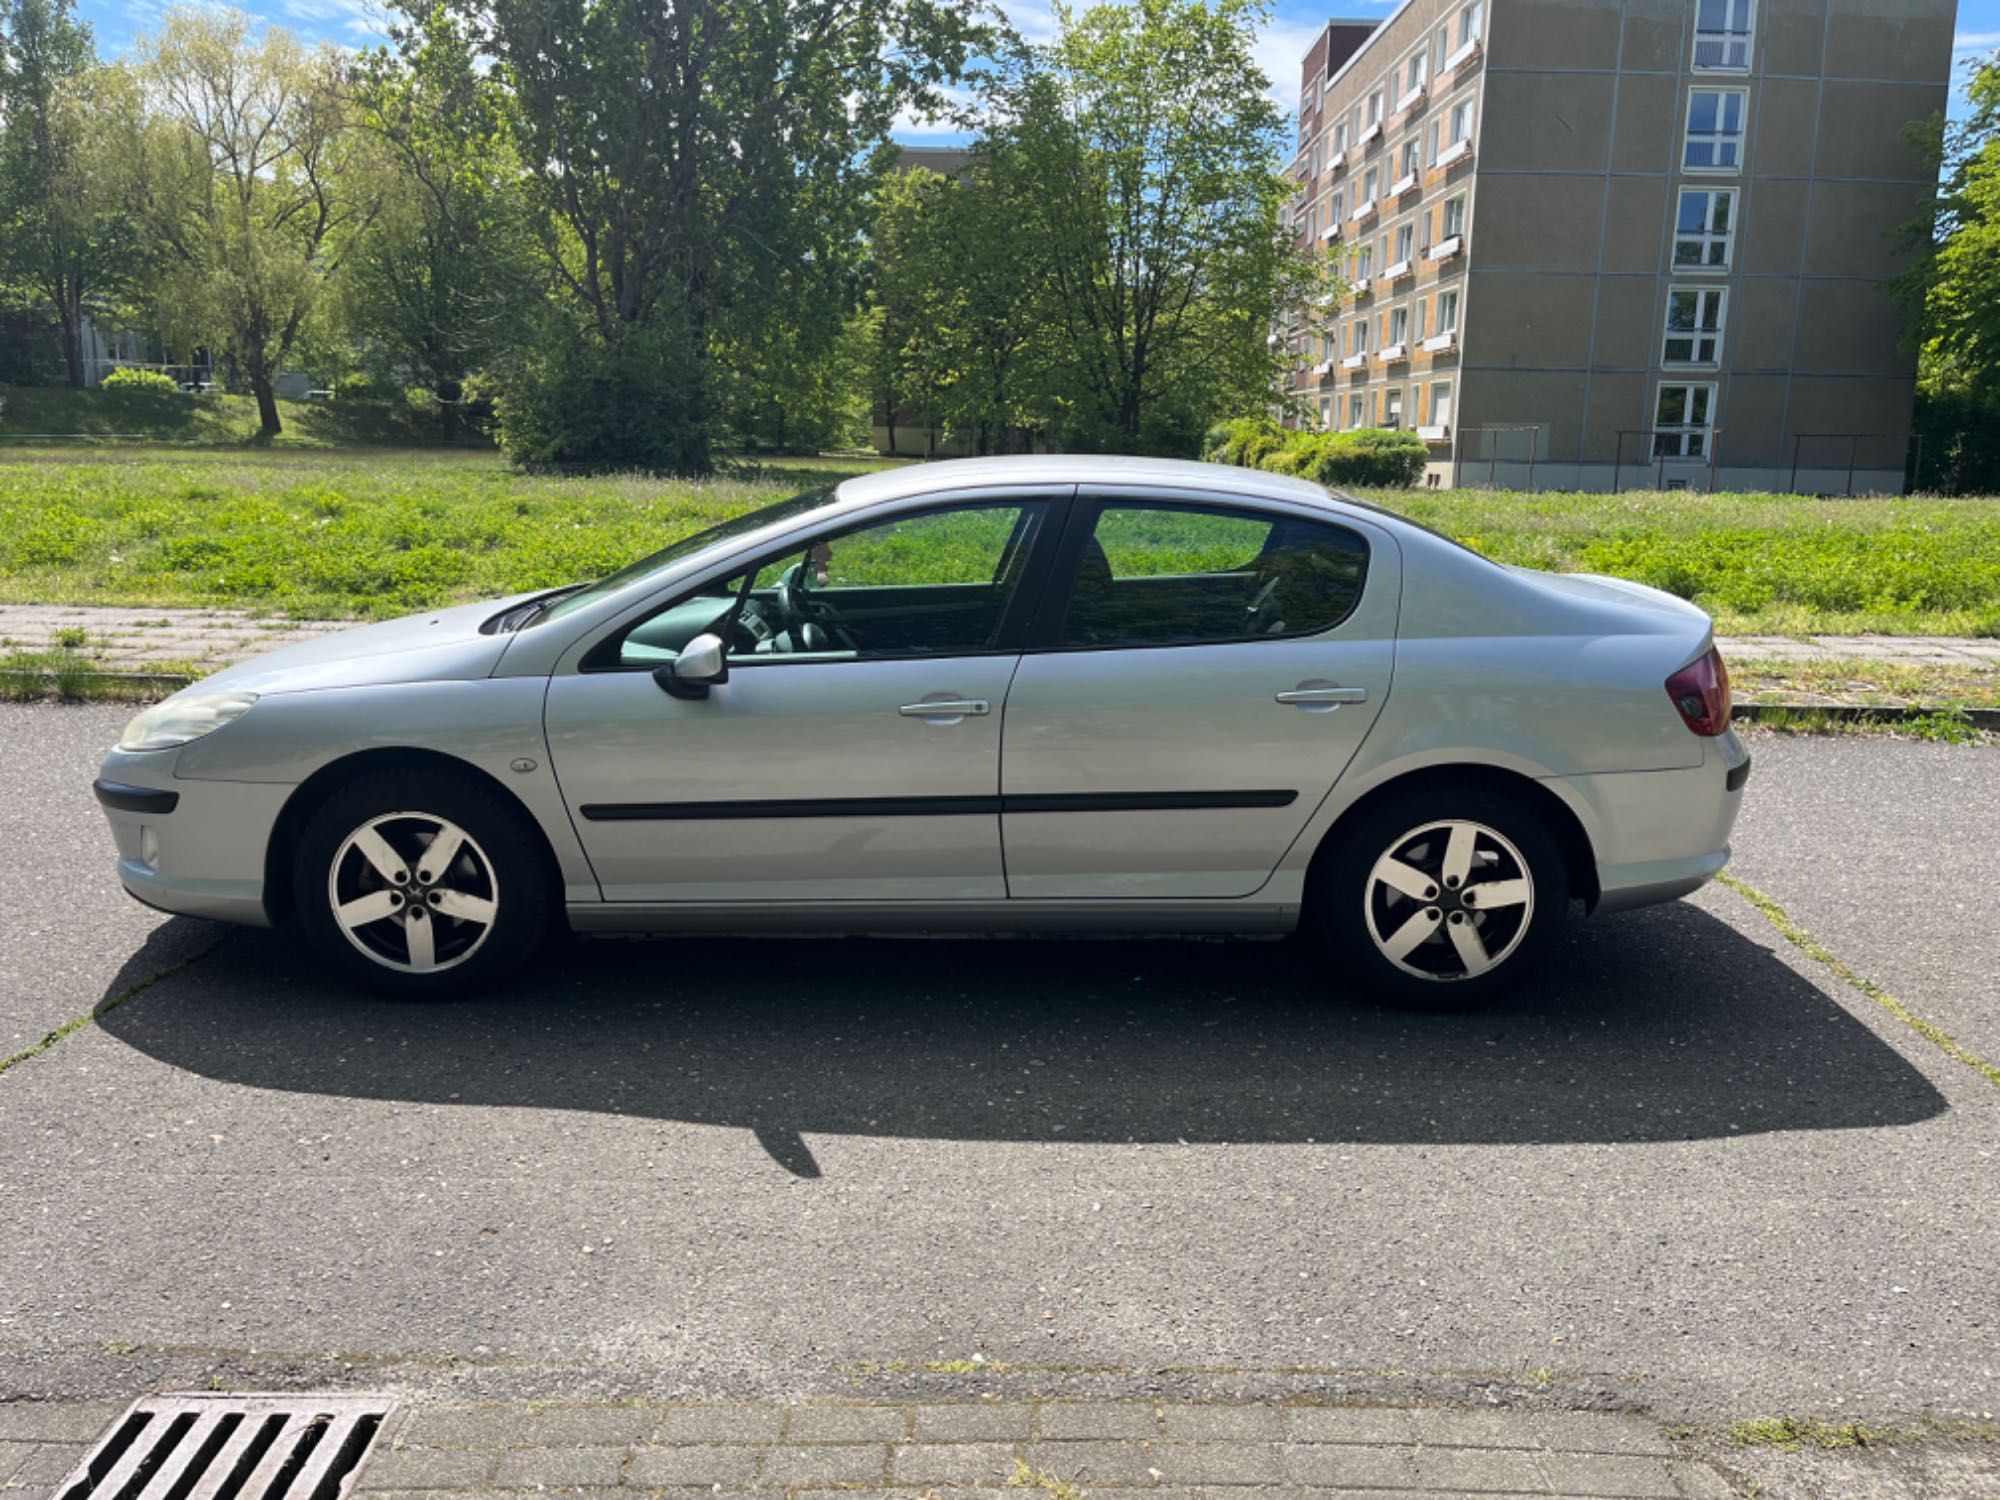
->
[1349,319,1370,355]
[1333,121,1348,155]
[1442,194,1466,237]
[1389,306,1409,345]
[1435,24,1450,71]
[1355,244,1373,279]
[1436,288,1460,331]
[1330,190,1345,223]
[1394,223,1414,262]
[1694,0,1752,71]
[1449,99,1475,145]
[1426,119,1441,164]
[1400,138,1421,178]
[1347,393,1366,428]
[1430,381,1454,428]
[1684,88,1746,172]
[1362,166,1378,201]
[1673,188,1734,270]
[1405,52,1426,96]
[1663,286,1725,365]
[1320,396,1332,427]
[1456,1,1484,50]
[1367,89,1384,125]
[1385,388,1405,427]
[1654,383,1716,458]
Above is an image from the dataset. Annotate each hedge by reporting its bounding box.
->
[1201,418,1428,488]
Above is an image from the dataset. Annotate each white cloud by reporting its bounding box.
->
[1953,28,2000,51]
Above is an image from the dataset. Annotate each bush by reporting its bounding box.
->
[494,323,712,475]
[1204,418,1429,488]
[99,367,182,395]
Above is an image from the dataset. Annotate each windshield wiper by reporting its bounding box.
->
[500,584,588,632]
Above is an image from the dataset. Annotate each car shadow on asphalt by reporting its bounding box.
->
[96,900,1945,1177]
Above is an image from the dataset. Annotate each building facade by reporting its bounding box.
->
[1281,0,1955,492]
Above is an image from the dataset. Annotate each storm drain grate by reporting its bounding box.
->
[54,1394,393,1500]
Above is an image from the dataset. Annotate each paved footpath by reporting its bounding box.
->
[0,1396,1747,1500]
[0,603,1996,675]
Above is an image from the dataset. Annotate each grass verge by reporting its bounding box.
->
[0,448,1992,630]
[1720,873,2000,1091]
[1729,1413,2000,1451]
[0,645,203,701]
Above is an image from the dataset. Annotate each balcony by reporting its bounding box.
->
[1356,120,1383,150]
[1442,37,1481,77]
[1393,83,1427,117]
[1426,233,1464,262]
[1340,352,1367,372]
[1326,148,1346,174]
[1319,222,1342,242]
[1391,171,1419,199]
[1383,257,1413,283]
[1436,138,1474,171]
[1348,275,1371,298]
[1378,343,1409,364]
[1417,423,1451,444]
[1350,198,1378,225]
[1421,329,1458,354]
[1311,360,1334,376]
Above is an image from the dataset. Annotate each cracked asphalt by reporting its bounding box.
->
[1,706,1996,1430]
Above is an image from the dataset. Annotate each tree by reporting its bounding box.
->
[984,0,1298,454]
[0,0,149,387]
[452,0,988,473]
[348,6,534,439]
[139,9,377,436]
[1891,53,2000,492]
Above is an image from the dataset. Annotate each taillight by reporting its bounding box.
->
[1665,646,1731,736]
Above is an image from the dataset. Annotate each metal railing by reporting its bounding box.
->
[1612,428,1725,493]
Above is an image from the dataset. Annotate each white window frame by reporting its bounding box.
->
[1673,187,1735,271]
[1654,382,1717,459]
[1683,88,1747,173]
[1693,0,1753,72]
[1319,396,1333,427]
[1385,387,1405,428]
[1347,393,1366,429]
[1389,305,1409,346]
[1407,52,1427,95]
[1367,89,1384,125]
[1442,193,1466,237]
[1449,98,1475,145]
[1401,137,1421,178]
[1355,243,1374,279]
[1662,285,1726,366]
[1334,121,1348,155]
[1456,1,1483,50]
[1394,222,1414,262]
[1430,381,1453,428]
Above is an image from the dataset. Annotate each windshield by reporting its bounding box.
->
[531,487,841,625]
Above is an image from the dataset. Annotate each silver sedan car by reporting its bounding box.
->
[93,456,1749,1005]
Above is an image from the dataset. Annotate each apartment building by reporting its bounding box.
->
[1281,0,1955,491]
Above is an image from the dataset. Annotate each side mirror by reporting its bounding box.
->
[654,632,729,700]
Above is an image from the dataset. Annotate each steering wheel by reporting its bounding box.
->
[771,562,828,652]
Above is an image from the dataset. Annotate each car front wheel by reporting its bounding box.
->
[294,770,551,997]
[1313,788,1569,1009]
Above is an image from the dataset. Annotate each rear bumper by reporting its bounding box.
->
[1561,731,1750,915]
[95,753,291,928]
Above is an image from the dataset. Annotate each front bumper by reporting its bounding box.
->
[94,755,292,928]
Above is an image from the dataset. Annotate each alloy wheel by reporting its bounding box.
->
[327,811,500,973]
[1363,818,1535,982]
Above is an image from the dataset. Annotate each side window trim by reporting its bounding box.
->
[583,489,1075,673]
[1026,489,1373,654]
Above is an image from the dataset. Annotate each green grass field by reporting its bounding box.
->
[0,446,1995,634]
[0,385,464,448]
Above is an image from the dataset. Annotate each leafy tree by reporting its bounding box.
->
[0,0,150,387]
[1891,53,2000,491]
[348,6,534,439]
[452,0,988,473]
[983,0,1298,454]
[139,9,378,436]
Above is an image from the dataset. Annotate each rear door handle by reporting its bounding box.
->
[1276,686,1368,705]
[899,699,991,719]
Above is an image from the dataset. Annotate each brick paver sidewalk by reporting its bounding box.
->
[0,602,1995,678]
[0,1396,1742,1500]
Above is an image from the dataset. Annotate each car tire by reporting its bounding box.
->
[294,769,552,998]
[1311,787,1570,1010]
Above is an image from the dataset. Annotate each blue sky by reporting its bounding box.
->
[73,0,2000,136]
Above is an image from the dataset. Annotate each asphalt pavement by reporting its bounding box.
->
[2,707,1997,1446]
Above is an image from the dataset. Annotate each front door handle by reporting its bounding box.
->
[1276,686,1368,706]
[899,698,991,720]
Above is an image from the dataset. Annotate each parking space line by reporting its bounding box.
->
[0,934,227,1081]
[1722,872,2000,1092]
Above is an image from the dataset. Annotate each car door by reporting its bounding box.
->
[544,492,1062,903]
[999,488,1399,900]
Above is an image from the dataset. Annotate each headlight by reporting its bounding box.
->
[119,689,260,751]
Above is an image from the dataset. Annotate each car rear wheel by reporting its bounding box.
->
[1312,788,1569,1009]
[294,770,551,997]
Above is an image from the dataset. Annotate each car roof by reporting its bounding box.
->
[832,455,1334,510]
